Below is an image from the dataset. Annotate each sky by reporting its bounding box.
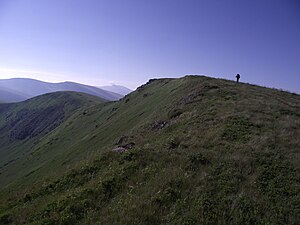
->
[0,0,299,91]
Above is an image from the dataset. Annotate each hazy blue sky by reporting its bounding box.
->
[0,0,299,91]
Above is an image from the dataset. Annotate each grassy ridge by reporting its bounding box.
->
[0,76,299,224]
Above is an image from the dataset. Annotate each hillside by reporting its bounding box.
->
[0,78,122,102]
[0,92,106,190]
[0,76,299,224]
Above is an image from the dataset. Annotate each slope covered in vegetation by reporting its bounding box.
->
[0,92,106,189]
[0,76,299,225]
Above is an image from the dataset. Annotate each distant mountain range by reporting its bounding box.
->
[0,78,131,103]
[99,84,132,95]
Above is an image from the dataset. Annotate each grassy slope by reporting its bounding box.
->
[0,76,299,224]
[0,92,106,189]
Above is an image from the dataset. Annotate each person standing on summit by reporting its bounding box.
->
[236,74,240,83]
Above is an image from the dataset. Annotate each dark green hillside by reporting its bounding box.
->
[0,76,299,225]
[0,92,105,189]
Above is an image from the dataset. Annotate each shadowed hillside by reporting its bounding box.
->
[0,76,299,225]
[0,92,106,190]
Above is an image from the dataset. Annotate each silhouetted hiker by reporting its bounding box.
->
[236,74,240,83]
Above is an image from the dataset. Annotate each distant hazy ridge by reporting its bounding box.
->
[0,78,127,102]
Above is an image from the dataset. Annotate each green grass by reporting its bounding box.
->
[0,91,106,189]
[0,76,299,224]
